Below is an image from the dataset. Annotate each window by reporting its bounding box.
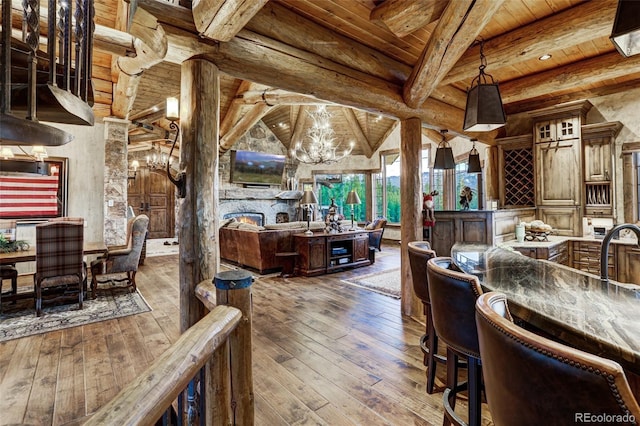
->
[455,162,480,210]
[382,153,401,223]
[317,173,367,222]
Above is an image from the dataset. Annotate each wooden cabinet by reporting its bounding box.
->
[537,206,580,237]
[294,231,371,276]
[582,122,622,218]
[616,244,640,286]
[534,139,581,207]
[512,241,568,265]
[570,240,615,279]
[534,117,579,143]
[431,211,493,258]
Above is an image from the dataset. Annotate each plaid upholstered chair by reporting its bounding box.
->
[90,214,149,297]
[35,220,86,317]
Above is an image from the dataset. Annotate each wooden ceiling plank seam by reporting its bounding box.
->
[441,0,617,86]
[403,0,504,109]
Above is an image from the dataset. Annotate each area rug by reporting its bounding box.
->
[341,268,401,298]
[0,289,152,342]
[145,238,179,257]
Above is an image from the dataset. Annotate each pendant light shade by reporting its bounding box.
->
[463,40,506,132]
[467,139,482,173]
[610,0,640,57]
[433,130,455,170]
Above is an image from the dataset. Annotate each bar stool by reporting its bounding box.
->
[476,292,640,425]
[427,256,484,426]
[407,240,444,394]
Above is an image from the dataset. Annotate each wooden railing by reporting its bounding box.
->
[84,276,254,425]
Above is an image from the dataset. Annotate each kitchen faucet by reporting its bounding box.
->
[600,223,640,285]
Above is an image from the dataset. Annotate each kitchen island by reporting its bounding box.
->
[452,243,640,377]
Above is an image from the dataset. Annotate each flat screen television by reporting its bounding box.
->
[230,150,285,186]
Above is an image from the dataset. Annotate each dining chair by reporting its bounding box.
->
[35,221,86,317]
[90,214,149,297]
[427,256,484,426]
[476,291,640,426]
[0,220,19,313]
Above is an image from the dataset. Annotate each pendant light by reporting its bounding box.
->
[463,39,506,132]
[610,0,640,57]
[433,129,455,170]
[467,139,482,173]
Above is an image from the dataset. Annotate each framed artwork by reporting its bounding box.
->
[0,156,68,219]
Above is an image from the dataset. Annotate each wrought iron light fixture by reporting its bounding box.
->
[165,97,186,198]
[345,190,361,231]
[463,40,506,132]
[300,189,319,235]
[291,106,354,164]
[433,130,455,170]
[610,0,640,57]
[128,160,139,180]
[467,139,482,173]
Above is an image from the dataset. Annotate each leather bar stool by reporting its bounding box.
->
[476,291,640,426]
[427,256,484,426]
[407,240,444,394]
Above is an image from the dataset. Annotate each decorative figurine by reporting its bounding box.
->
[422,190,438,226]
[324,198,343,234]
[460,186,473,210]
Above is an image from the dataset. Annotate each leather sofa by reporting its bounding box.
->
[219,220,326,274]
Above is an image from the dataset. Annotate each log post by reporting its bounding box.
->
[400,117,423,317]
[179,58,219,333]
[214,270,254,425]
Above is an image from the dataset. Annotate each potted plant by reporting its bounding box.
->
[0,235,29,253]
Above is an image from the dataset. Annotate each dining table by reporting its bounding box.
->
[451,243,640,377]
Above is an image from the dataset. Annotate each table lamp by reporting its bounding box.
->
[346,190,361,231]
[300,190,318,235]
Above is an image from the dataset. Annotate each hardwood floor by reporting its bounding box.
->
[0,242,493,425]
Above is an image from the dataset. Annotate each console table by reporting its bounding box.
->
[294,230,371,276]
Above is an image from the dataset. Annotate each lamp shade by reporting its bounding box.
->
[300,189,318,205]
[467,149,482,173]
[166,97,180,121]
[610,0,640,57]
[346,190,361,205]
[463,83,506,132]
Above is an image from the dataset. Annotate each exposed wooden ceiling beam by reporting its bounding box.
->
[370,0,447,38]
[220,81,260,138]
[192,0,268,42]
[403,0,503,108]
[441,0,618,85]
[235,89,329,106]
[219,103,275,153]
[290,106,309,148]
[111,7,168,119]
[341,109,373,159]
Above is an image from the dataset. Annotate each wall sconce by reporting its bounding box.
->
[433,129,455,170]
[128,159,139,180]
[165,97,186,198]
[467,139,482,173]
[610,0,640,57]
[345,190,361,231]
[463,39,506,132]
[1,147,14,159]
[300,189,319,235]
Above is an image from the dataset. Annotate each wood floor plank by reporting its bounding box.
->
[82,321,119,414]
[23,330,62,425]
[54,327,87,425]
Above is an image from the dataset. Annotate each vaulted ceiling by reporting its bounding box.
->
[86,0,637,158]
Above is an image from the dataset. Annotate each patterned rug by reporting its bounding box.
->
[341,268,401,298]
[0,289,152,342]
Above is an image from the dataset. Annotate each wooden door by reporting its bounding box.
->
[128,168,175,239]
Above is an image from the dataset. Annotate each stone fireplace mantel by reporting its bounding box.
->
[219,188,302,225]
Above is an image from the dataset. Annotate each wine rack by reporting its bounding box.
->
[503,148,534,206]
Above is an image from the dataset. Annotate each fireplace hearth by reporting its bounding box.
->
[223,212,265,227]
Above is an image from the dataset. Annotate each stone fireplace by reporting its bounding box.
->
[219,188,301,226]
[223,212,265,227]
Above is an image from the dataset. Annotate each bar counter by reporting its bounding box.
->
[451,244,640,375]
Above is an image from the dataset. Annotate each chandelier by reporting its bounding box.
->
[291,106,354,164]
[146,142,171,170]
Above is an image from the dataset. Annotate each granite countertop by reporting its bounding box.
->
[501,234,639,248]
[452,243,640,374]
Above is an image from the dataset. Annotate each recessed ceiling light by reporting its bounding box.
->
[539,54,552,61]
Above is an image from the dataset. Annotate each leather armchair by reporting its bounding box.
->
[365,218,387,251]
[91,214,149,297]
[476,291,640,426]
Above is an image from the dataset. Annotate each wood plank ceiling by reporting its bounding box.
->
[85,0,637,158]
